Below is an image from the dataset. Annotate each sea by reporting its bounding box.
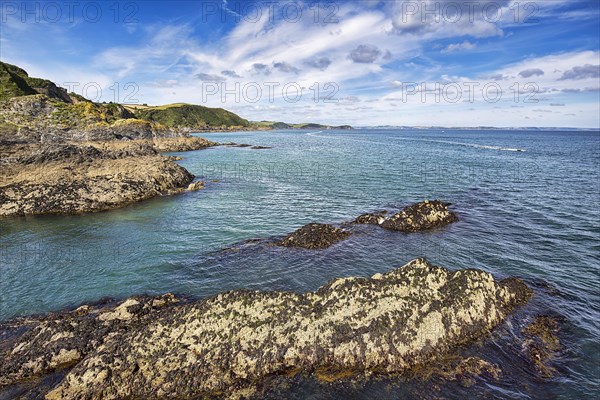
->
[1,129,598,399]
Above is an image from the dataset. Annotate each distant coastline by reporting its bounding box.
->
[352,125,600,132]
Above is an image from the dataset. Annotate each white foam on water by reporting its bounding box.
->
[306,131,526,152]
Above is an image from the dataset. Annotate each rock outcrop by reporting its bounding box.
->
[186,181,205,191]
[0,259,532,399]
[0,142,194,216]
[279,223,352,249]
[0,93,178,143]
[354,200,458,232]
[152,136,217,152]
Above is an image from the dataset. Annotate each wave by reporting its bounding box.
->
[431,140,526,152]
[305,131,526,152]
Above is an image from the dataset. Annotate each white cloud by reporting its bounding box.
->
[2,0,595,127]
[442,41,476,53]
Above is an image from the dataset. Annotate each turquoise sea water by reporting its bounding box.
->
[1,129,599,398]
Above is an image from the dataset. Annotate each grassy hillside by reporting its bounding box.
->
[0,62,253,140]
[1,61,349,135]
[254,121,352,130]
[0,62,38,101]
[134,104,250,128]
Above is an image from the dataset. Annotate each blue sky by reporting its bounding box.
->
[1,0,599,127]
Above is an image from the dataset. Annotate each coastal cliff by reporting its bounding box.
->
[0,62,238,216]
[0,62,252,143]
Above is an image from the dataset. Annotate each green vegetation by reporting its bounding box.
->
[253,121,352,130]
[134,104,250,128]
[1,61,349,135]
[0,62,38,101]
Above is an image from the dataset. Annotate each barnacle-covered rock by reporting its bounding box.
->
[352,210,388,225]
[279,223,351,249]
[0,259,532,399]
[379,200,458,232]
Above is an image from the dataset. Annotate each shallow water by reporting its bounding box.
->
[1,129,599,398]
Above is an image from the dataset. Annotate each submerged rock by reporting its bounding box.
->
[0,259,532,399]
[522,316,562,377]
[377,200,458,232]
[415,356,502,388]
[279,223,351,249]
[221,142,253,148]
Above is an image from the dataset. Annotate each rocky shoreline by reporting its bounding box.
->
[0,135,281,216]
[0,138,217,216]
[0,61,567,398]
[0,258,535,399]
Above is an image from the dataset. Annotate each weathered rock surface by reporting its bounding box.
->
[354,201,458,232]
[279,223,352,249]
[0,142,194,216]
[0,259,532,399]
[187,181,205,191]
[352,210,388,225]
[0,93,180,143]
[0,294,181,388]
[153,136,217,152]
[522,316,562,377]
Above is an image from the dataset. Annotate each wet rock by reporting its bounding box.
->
[279,223,351,249]
[251,145,272,149]
[426,357,502,388]
[352,210,388,225]
[221,142,252,148]
[187,181,205,191]
[522,316,562,377]
[0,259,532,399]
[379,200,458,232]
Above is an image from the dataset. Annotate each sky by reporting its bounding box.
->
[1,0,599,128]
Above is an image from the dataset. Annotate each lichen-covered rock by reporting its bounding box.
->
[378,200,458,232]
[279,223,351,249]
[522,316,562,377]
[0,259,532,399]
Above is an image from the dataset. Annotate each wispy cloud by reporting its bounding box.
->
[1,0,597,127]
